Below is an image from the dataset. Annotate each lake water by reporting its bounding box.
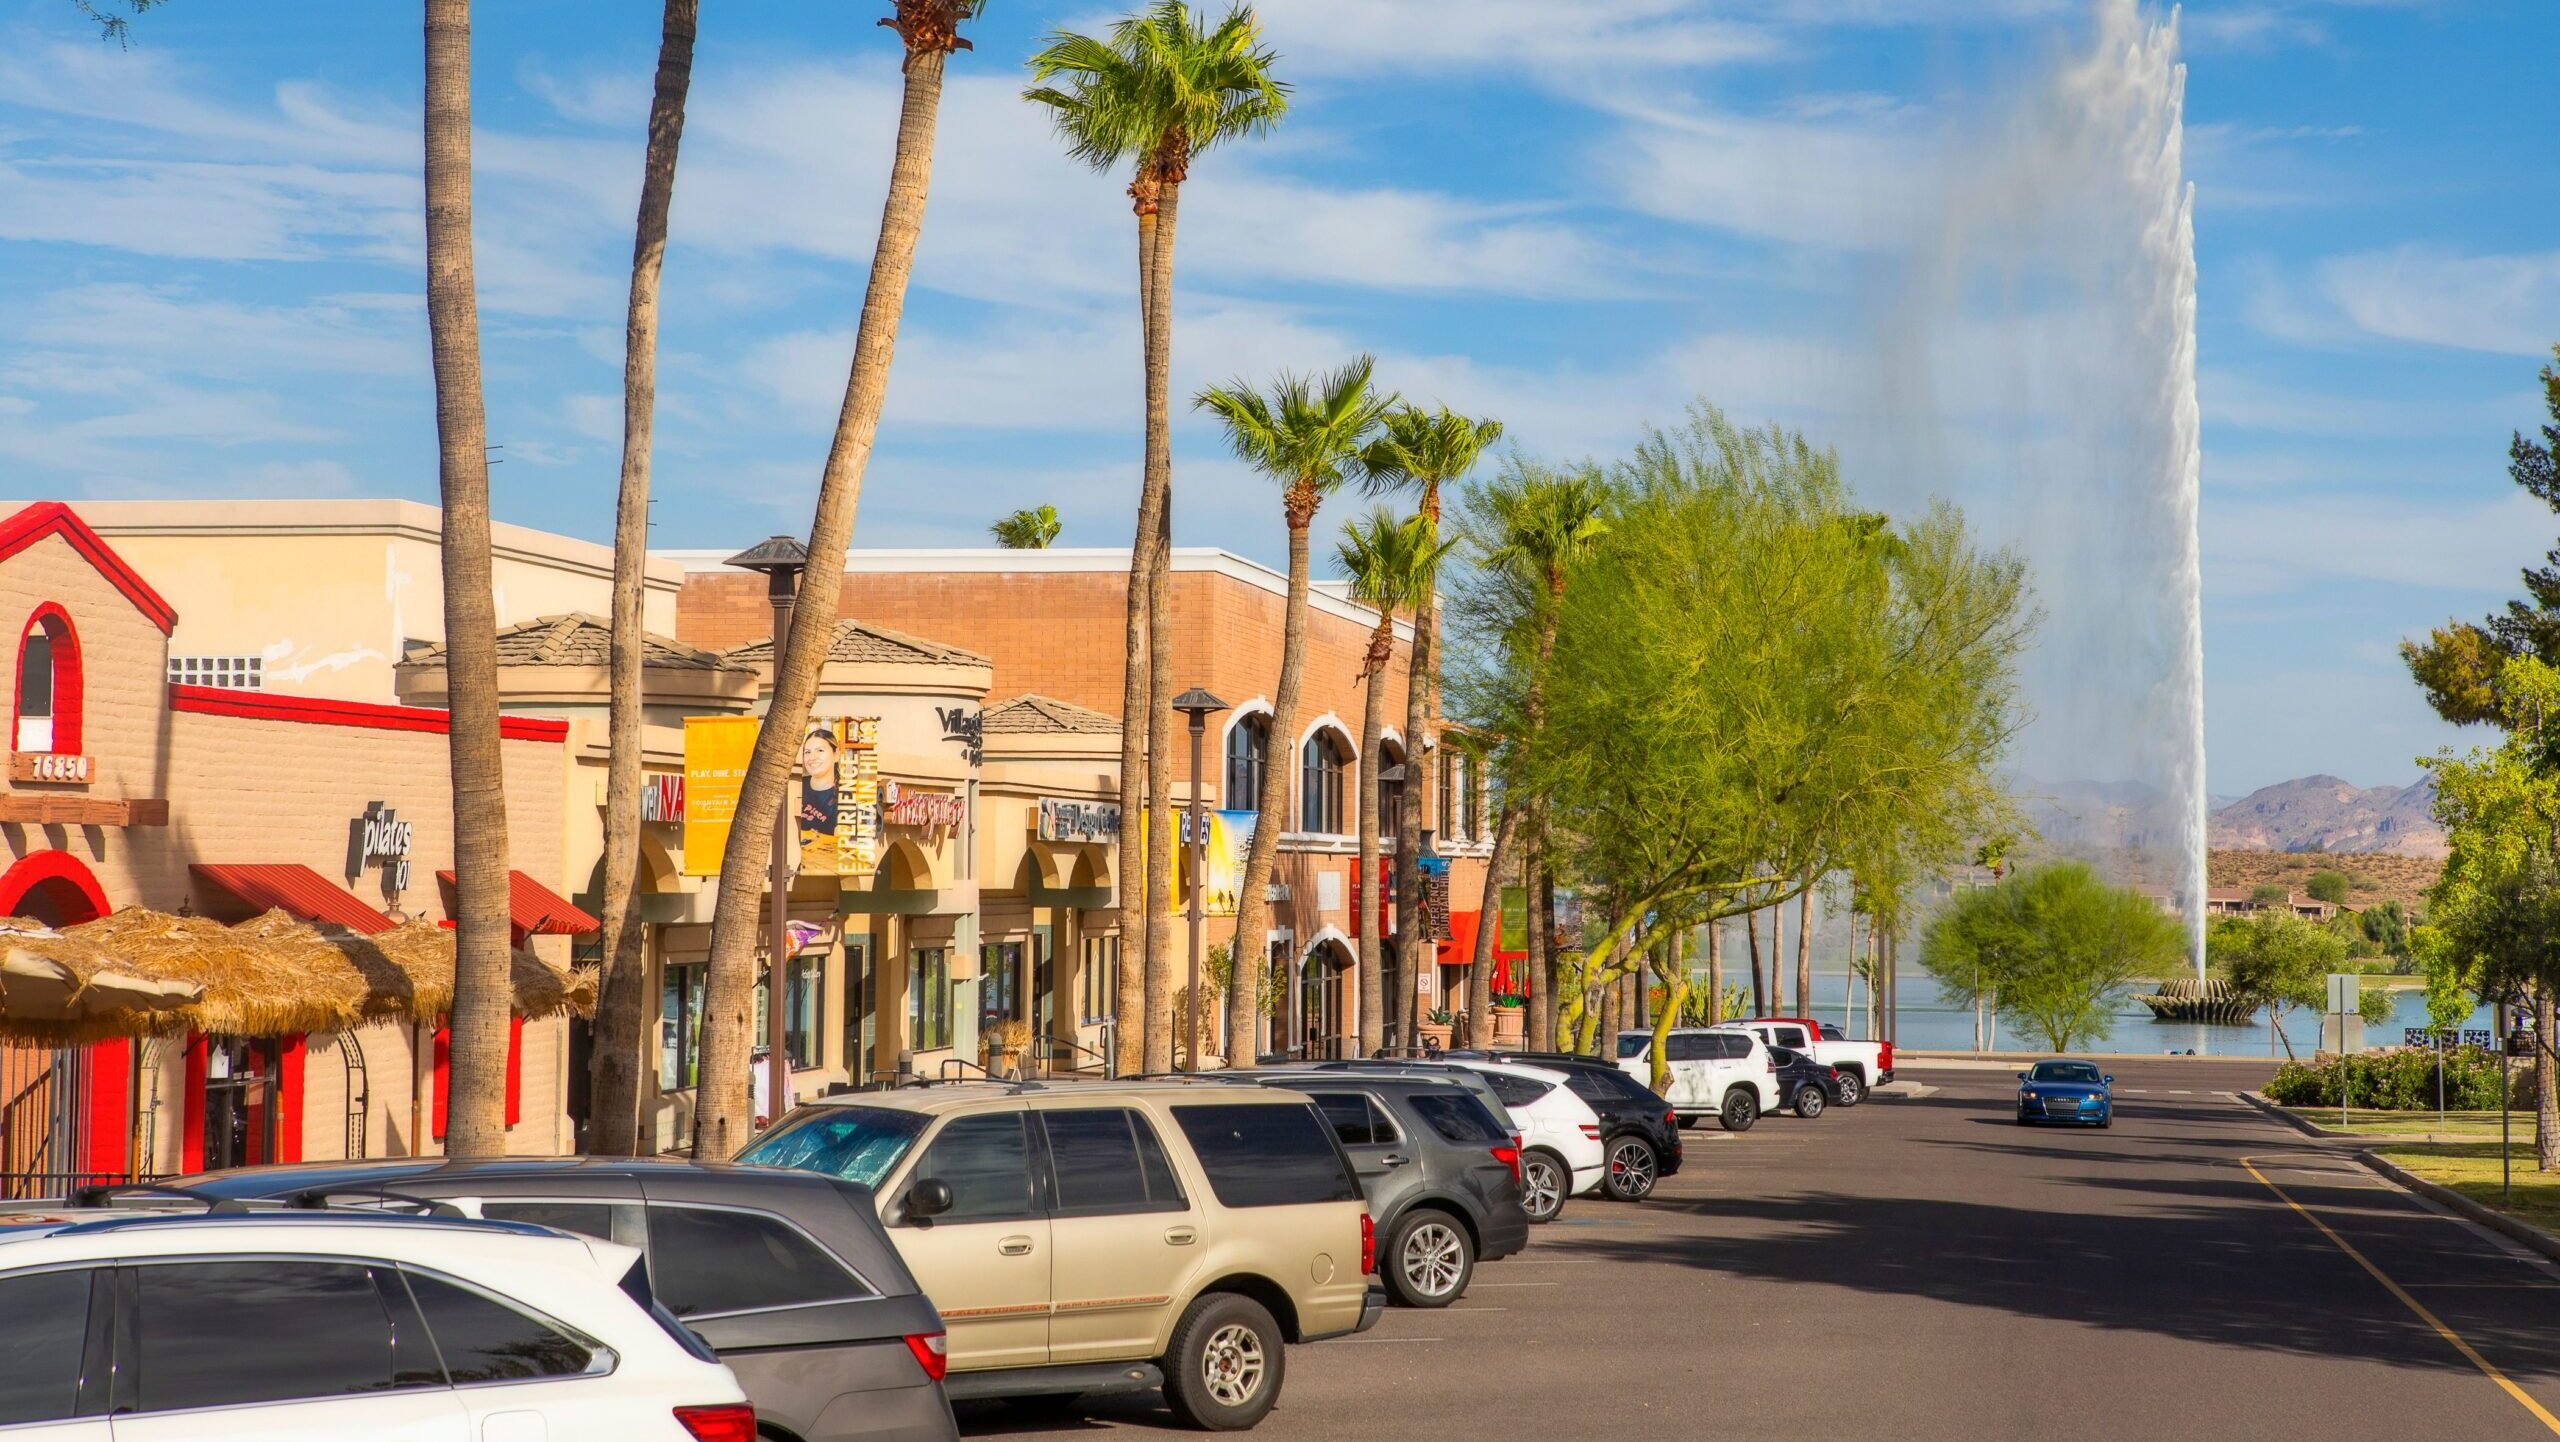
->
[1802,970,2495,1058]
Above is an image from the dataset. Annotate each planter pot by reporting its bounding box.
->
[1418,1023,1454,1050]
[1492,1009,1526,1045]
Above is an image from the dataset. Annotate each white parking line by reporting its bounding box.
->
[1468,1281,1560,1288]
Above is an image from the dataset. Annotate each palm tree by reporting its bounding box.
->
[1363,407,1500,1045]
[1027,3,1286,1076]
[1336,509,1452,1058]
[1480,465,1611,1048]
[991,504,1062,549]
[1458,733,1516,1047]
[1198,357,1393,1060]
[592,0,699,1159]
[694,0,984,1160]
[421,0,513,1158]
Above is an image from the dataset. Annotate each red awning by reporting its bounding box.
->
[190,864,395,934]
[436,870,601,937]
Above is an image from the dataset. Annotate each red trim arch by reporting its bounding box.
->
[13,604,83,758]
[0,850,110,924]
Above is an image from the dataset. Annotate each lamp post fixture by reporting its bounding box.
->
[1171,688,1228,1072]
[726,535,811,1129]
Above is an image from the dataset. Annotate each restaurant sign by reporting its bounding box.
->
[882,781,964,830]
[639,773,685,824]
[1036,798,1121,843]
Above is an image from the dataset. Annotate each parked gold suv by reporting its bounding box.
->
[742,1080,1385,1430]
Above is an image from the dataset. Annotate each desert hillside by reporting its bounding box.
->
[2207,849,2440,913]
[2208,774,2444,857]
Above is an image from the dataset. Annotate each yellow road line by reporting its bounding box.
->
[2241,1155,2560,1435]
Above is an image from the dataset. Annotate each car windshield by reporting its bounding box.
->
[2029,1062,2103,1085]
[1615,1033,1649,1060]
[737,1104,930,1188]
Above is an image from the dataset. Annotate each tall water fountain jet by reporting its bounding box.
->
[1867,0,2207,972]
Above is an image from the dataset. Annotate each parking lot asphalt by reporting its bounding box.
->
[966,1057,2560,1441]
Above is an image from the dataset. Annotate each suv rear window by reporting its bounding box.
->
[1562,1067,1663,1110]
[1615,1033,1647,1059]
[1482,1073,1553,1108]
[1172,1103,1361,1208]
[1407,1091,1506,1145]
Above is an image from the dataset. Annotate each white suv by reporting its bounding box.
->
[1617,1029,1783,1131]
[1446,1059,1608,1222]
[0,1208,749,1441]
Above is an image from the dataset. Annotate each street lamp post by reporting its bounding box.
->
[1172,688,1228,1072]
[727,535,810,1130]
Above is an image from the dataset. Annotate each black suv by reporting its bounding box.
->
[1195,1071,1529,1308]
[1448,1050,1684,1201]
[176,1157,959,1442]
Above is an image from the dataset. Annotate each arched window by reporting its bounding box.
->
[1300,730,1349,835]
[1224,713,1271,808]
[13,605,81,755]
[1376,741,1405,839]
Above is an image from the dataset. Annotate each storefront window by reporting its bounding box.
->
[1300,731,1348,834]
[661,962,705,1091]
[909,947,951,1051]
[1079,934,1119,1024]
[756,955,823,1071]
[981,941,1024,1031]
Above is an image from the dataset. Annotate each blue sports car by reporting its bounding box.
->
[2015,1059,2113,1128]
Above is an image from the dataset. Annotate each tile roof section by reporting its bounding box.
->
[408,613,747,671]
[982,693,1119,736]
[725,618,990,669]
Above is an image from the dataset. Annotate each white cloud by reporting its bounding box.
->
[1071,0,1778,80]
[2315,246,2560,356]
[2203,489,2549,597]
[1597,96,1938,251]
[15,284,418,380]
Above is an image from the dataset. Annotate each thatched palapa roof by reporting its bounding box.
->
[0,909,594,1045]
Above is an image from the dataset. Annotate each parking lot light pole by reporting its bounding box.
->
[1172,689,1228,1073]
[727,535,810,1128]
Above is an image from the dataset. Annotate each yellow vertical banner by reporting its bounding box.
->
[682,716,760,876]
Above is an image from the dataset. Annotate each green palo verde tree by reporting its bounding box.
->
[2427,653,2560,1169]
[694,0,985,1160]
[1336,509,1453,1055]
[2208,908,2347,1061]
[1027,2,1286,1077]
[1923,864,2185,1054]
[1519,404,2033,1067]
[1197,358,1394,1061]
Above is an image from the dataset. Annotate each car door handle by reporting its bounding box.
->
[1379,1154,1410,1168]
[998,1235,1035,1256]
[1164,1226,1198,1246]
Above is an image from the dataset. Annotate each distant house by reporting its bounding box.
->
[2205,888,2336,923]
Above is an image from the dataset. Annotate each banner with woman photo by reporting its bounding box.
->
[796,716,881,878]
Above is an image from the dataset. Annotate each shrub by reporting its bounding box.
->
[2266,1047,2529,1111]
[2306,870,2351,904]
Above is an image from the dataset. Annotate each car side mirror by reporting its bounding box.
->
[904,1177,953,1225]
[2103,1075,2114,1085]
[2015,1071,2028,1080]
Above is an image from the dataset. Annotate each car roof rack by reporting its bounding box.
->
[70,1182,255,1213]
[282,1186,467,1218]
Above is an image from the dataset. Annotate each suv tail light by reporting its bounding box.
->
[903,1331,949,1382]
[1664,1108,1677,1127]
[675,1405,757,1442]
[1360,1213,1377,1274]
[1765,1053,1777,1073]
[1881,1041,1894,1072]
[1578,1123,1600,1139]
[1491,1143,1522,1184]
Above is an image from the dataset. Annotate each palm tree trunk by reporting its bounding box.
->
[423,0,512,1160]
[590,0,697,1159]
[1394,510,1434,1055]
[1796,887,1813,1023]
[1522,849,1543,1048]
[1231,500,1314,1059]
[693,18,958,1158]
[1746,909,1766,1017]
[1355,623,1388,1058]
[1142,182,1183,1072]
[2537,986,2557,1173]
[1464,794,1516,1046]
[1536,869,1561,1049]
[1110,172,1166,1080]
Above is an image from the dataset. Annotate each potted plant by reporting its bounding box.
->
[1419,1007,1456,1051]
[1492,995,1527,1045]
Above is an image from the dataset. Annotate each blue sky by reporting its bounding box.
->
[0,0,2552,797]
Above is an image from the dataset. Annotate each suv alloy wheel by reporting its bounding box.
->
[1518,1150,1568,1223]
[1386,1211,1475,1307]
[1162,1293,1286,1431]
[1834,1071,1866,1107]
[1603,1137,1658,1201]
[1719,1088,1761,1132]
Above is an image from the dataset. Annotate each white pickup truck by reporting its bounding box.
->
[1710,1018,1893,1106]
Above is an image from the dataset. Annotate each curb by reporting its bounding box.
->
[2236,1090,2560,1266]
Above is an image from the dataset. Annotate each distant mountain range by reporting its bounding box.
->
[2009,774,2448,860]
[2208,775,2446,857]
